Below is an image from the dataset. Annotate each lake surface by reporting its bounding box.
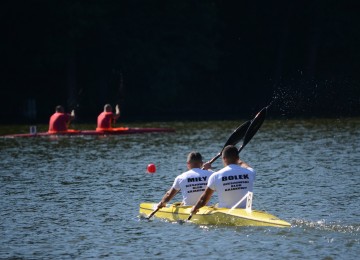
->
[0,119,359,259]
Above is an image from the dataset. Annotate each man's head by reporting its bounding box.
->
[222,145,239,165]
[55,105,64,113]
[104,104,112,112]
[187,152,203,169]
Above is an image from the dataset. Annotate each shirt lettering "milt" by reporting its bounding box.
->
[187,176,208,182]
[222,174,249,181]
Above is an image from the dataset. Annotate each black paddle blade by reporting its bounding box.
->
[223,120,251,147]
[208,120,251,164]
[238,106,268,154]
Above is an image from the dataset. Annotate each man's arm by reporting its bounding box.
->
[191,187,214,214]
[67,110,75,128]
[238,159,252,169]
[157,187,179,209]
[70,110,75,120]
[114,105,120,120]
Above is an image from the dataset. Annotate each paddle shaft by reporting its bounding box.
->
[208,153,221,164]
[146,208,160,220]
[238,106,267,154]
[207,120,251,165]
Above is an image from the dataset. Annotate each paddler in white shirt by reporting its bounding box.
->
[155,152,213,210]
[191,145,255,214]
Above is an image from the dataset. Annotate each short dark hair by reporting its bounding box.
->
[55,105,64,113]
[187,152,203,163]
[104,104,112,112]
[222,145,239,160]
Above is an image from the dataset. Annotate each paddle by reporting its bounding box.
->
[146,208,160,220]
[113,69,124,128]
[237,106,268,154]
[112,104,121,128]
[67,110,75,129]
[187,105,269,221]
[207,120,251,165]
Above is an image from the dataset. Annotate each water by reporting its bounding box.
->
[0,119,359,259]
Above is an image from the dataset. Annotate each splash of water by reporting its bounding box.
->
[291,219,360,234]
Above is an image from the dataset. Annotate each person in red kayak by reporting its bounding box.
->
[48,105,75,132]
[97,104,120,130]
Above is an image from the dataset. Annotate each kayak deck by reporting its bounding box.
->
[139,202,291,228]
[1,127,175,138]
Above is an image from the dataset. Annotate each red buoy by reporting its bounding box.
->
[147,163,156,174]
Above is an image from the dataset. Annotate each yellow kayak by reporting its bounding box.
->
[139,202,291,228]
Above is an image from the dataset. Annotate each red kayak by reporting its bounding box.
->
[1,127,175,138]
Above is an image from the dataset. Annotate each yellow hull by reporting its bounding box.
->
[139,202,291,228]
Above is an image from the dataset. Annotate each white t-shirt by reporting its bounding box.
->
[207,164,255,208]
[172,168,213,205]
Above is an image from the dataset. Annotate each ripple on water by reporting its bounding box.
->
[0,119,359,259]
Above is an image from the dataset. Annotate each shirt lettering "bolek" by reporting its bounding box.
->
[208,164,255,208]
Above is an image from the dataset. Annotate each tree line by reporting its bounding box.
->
[1,0,359,123]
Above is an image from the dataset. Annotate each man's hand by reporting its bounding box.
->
[190,206,199,215]
[157,201,166,209]
[202,161,212,170]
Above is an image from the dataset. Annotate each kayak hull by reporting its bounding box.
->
[139,202,291,228]
[1,127,175,138]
